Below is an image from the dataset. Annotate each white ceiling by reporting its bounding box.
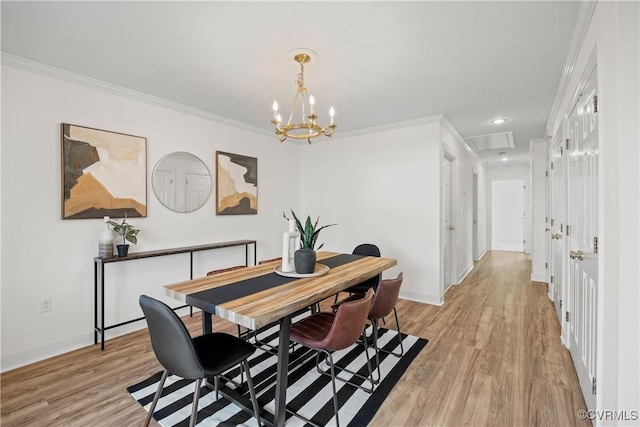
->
[1,1,579,166]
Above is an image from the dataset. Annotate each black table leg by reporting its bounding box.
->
[202,310,213,334]
[274,316,291,427]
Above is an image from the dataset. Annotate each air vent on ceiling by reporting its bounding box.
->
[465,131,514,152]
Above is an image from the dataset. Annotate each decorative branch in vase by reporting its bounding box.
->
[108,214,140,257]
[284,210,336,274]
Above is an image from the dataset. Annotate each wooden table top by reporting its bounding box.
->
[164,251,397,330]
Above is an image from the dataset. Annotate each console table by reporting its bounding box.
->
[93,239,256,350]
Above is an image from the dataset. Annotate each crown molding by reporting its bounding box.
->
[438,115,484,165]
[1,53,273,137]
[545,0,597,137]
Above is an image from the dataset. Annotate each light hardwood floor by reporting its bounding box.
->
[0,251,589,426]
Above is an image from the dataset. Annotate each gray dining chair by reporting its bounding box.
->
[139,295,261,427]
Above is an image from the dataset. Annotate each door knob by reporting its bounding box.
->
[552,233,562,240]
[569,250,584,261]
[545,228,550,232]
[448,226,455,231]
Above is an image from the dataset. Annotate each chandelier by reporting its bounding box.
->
[271,50,336,144]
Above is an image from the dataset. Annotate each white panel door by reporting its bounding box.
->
[550,132,567,325]
[491,179,524,252]
[186,173,211,212]
[567,65,598,411]
[443,157,452,291]
[153,169,175,210]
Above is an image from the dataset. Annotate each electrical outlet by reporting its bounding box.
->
[40,298,52,313]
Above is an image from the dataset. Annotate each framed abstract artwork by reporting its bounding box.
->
[215,151,258,215]
[61,123,147,219]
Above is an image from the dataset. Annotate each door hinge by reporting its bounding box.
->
[560,299,563,309]
[550,275,554,283]
[592,377,597,394]
[546,216,548,223]
[566,311,570,322]
[561,223,563,233]
[551,219,554,226]
[566,138,570,150]
[560,146,564,156]
[594,237,598,254]
[551,162,554,170]
[545,262,548,269]
[546,170,549,177]
[593,95,598,113]
[566,225,570,236]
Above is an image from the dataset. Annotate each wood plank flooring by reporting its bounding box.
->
[0,251,589,426]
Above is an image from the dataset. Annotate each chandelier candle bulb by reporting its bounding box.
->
[272,100,279,120]
[330,106,335,125]
[309,95,315,114]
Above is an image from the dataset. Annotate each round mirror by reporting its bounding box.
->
[152,152,212,213]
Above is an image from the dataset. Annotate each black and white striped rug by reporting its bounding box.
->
[127,323,427,427]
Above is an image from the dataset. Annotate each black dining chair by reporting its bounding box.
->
[139,295,261,427]
[333,243,381,303]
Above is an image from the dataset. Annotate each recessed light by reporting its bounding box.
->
[501,157,508,162]
[491,118,507,124]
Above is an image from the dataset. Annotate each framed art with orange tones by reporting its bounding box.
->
[61,123,147,219]
[215,151,257,215]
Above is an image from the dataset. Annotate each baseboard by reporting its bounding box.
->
[399,290,443,306]
[476,249,487,261]
[457,263,474,283]
[0,333,93,373]
[531,272,547,282]
[0,306,194,373]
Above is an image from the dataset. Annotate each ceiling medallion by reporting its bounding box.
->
[271,49,336,144]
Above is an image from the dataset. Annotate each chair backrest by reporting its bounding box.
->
[139,295,204,379]
[322,290,373,352]
[353,244,381,289]
[369,272,403,320]
[258,257,282,265]
[206,265,246,276]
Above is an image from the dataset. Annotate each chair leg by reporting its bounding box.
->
[242,360,262,427]
[394,307,405,357]
[323,350,341,427]
[189,378,203,427]
[372,319,382,384]
[214,375,220,399]
[144,370,169,427]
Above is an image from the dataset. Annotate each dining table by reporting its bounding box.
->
[164,250,397,427]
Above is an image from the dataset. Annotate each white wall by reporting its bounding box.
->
[0,65,302,371]
[491,179,525,252]
[546,1,639,420]
[529,139,548,282]
[298,117,486,306]
[485,164,531,254]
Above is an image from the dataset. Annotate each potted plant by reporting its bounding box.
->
[284,210,336,274]
[108,215,140,257]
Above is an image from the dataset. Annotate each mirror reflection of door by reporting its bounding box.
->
[154,169,176,209]
[152,152,211,213]
[186,173,210,212]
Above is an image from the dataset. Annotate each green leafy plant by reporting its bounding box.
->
[107,215,140,246]
[284,210,336,250]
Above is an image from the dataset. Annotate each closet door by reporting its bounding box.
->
[566,65,598,411]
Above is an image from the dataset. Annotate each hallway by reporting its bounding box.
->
[371,250,590,426]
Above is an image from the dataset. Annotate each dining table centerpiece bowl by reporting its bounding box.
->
[107,215,140,257]
[285,210,336,274]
